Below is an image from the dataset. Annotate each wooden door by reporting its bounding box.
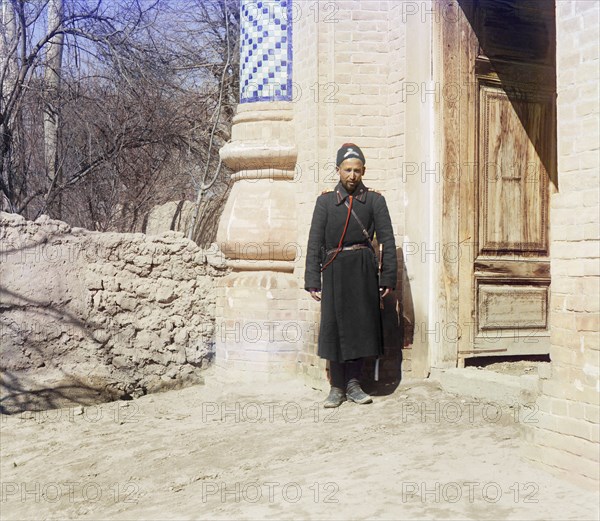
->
[442,0,556,360]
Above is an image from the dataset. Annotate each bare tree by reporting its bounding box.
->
[1,1,151,216]
[0,0,239,244]
[43,0,64,218]
[0,0,18,211]
[187,0,234,240]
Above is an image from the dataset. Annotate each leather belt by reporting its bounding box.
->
[326,243,371,255]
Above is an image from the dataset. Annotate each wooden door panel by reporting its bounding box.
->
[446,0,556,360]
[474,259,550,279]
[478,283,548,330]
[479,83,550,254]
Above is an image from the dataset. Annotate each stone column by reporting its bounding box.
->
[215,0,299,380]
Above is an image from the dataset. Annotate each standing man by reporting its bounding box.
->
[305,143,397,408]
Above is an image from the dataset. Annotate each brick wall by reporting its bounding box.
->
[526,0,600,486]
[293,0,323,383]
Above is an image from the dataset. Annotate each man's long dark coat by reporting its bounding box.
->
[305,181,397,362]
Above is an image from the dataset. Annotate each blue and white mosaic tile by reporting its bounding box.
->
[239,0,293,103]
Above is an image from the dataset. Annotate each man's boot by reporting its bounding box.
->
[323,386,346,408]
[346,378,373,404]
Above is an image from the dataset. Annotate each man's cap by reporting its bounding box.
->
[336,143,366,166]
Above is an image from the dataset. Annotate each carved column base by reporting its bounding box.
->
[214,271,306,381]
[214,101,299,380]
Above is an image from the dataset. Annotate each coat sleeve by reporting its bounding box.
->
[373,194,398,289]
[304,195,327,291]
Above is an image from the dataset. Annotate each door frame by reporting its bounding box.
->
[435,0,555,367]
[433,0,479,368]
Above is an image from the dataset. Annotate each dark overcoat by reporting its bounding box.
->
[304,181,397,362]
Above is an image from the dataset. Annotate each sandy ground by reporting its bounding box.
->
[1,369,599,521]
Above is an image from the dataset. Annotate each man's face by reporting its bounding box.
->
[337,158,365,194]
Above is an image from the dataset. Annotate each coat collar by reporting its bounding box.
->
[335,181,368,205]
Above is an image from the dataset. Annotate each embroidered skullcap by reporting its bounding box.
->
[336,143,366,166]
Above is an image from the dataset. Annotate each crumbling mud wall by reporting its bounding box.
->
[0,212,227,413]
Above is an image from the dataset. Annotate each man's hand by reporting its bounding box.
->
[308,289,322,301]
[379,287,391,299]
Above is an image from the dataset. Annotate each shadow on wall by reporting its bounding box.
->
[363,246,415,396]
[459,0,557,187]
[0,220,219,415]
[0,370,113,415]
[0,286,120,414]
[1,282,210,415]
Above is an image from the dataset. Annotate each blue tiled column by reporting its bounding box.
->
[239,0,293,103]
[215,0,299,380]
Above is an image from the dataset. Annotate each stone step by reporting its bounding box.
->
[430,366,542,408]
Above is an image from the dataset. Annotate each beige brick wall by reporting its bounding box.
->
[526,0,600,486]
[292,1,408,385]
[293,0,324,383]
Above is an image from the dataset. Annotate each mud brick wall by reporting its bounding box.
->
[0,212,227,413]
[525,1,600,487]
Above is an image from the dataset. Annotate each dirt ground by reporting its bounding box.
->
[1,368,599,521]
